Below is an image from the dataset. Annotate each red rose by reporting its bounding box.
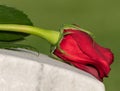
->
[52,25,114,81]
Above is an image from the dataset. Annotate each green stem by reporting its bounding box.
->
[0,24,60,45]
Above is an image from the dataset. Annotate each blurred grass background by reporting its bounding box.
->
[0,0,119,91]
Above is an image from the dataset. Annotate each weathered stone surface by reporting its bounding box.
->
[0,49,105,91]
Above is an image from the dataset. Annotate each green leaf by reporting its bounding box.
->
[0,42,39,52]
[0,5,33,41]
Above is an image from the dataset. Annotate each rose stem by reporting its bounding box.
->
[0,24,60,45]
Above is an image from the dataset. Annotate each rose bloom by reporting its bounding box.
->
[53,25,114,81]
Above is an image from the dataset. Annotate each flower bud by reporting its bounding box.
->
[52,25,114,81]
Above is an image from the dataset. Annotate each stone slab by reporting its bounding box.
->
[0,49,105,91]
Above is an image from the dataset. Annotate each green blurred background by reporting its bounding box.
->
[0,0,119,91]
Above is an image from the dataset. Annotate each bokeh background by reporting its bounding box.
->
[0,0,119,91]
